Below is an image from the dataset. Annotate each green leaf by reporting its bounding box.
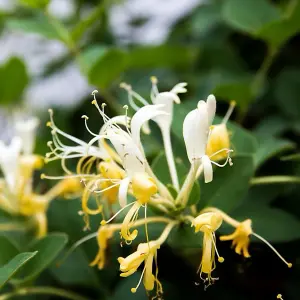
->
[274,68,300,119]
[211,71,254,109]
[223,0,281,35]
[81,46,128,88]
[200,155,255,213]
[231,203,300,242]
[12,233,68,284]
[257,1,300,47]
[19,0,50,9]
[0,252,37,289]
[6,17,73,46]
[128,45,198,69]
[190,4,221,36]
[254,137,295,167]
[0,57,29,105]
[0,236,19,266]
[168,223,202,249]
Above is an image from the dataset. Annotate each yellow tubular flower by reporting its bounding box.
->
[131,172,157,205]
[118,222,176,294]
[90,225,114,269]
[206,124,230,161]
[99,161,125,204]
[206,101,236,162]
[192,212,224,287]
[220,219,252,258]
[202,207,292,268]
[18,155,44,197]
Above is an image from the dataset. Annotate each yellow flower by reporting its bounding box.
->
[206,124,230,161]
[118,241,160,293]
[99,161,125,204]
[192,212,224,287]
[90,225,114,269]
[220,219,252,258]
[101,172,157,242]
[131,172,157,205]
[206,101,235,162]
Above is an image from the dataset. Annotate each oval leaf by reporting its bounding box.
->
[0,252,37,289]
[12,233,68,284]
[199,155,255,213]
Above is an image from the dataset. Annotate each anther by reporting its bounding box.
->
[82,115,89,120]
[47,141,53,146]
[123,105,128,110]
[150,76,158,84]
[91,90,98,96]
[218,257,224,263]
[101,220,107,225]
[131,288,137,293]
[46,121,52,127]
[40,174,46,179]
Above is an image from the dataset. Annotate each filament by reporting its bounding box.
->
[252,232,292,268]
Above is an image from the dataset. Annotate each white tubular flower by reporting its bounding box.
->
[150,80,187,191]
[15,117,39,155]
[183,95,233,184]
[0,137,22,192]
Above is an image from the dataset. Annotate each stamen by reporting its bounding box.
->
[150,76,159,102]
[222,100,236,124]
[120,82,149,110]
[131,263,147,293]
[210,150,233,167]
[100,201,135,225]
[211,232,224,263]
[252,232,292,268]
[82,115,98,137]
[41,174,94,180]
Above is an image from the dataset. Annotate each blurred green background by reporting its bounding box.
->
[1,0,300,299]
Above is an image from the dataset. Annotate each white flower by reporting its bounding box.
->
[183,95,232,183]
[15,117,39,155]
[0,136,22,192]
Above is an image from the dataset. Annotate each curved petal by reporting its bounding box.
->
[118,177,131,207]
[152,92,178,130]
[202,155,213,183]
[130,104,167,146]
[183,108,209,163]
[206,94,216,126]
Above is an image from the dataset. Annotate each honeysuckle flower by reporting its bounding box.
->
[0,136,22,192]
[183,95,233,184]
[90,225,114,269]
[90,217,173,271]
[20,177,82,237]
[202,207,292,268]
[118,221,176,294]
[192,212,224,288]
[15,117,39,155]
[219,219,252,258]
[206,101,236,162]
[121,79,187,191]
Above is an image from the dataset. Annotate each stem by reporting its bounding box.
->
[252,46,279,95]
[161,127,179,191]
[175,161,200,207]
[156,221,178,245]
[250,176,300,185]
[0,287,89,300]
[200,207,240,228]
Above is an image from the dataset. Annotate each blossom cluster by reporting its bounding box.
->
[0,117,81,237]
[11,78,290,297]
